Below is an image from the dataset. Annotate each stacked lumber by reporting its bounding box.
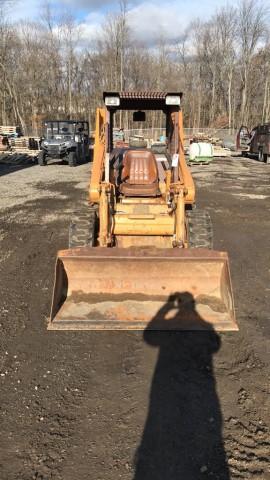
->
[213,146,231,157]
[184,131,233,157]
[8,136,40,156]
[0,125,22,136]
[185,132,223,146]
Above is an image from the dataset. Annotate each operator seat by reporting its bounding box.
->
[120,150,160,196]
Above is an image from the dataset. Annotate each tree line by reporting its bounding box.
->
[0,0,269,135]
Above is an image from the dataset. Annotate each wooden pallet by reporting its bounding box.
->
[0,125,22,136]
[9,136,40,154]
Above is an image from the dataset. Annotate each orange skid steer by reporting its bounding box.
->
[48,92,237,331]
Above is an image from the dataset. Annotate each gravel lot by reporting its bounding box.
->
[0,156,269,480]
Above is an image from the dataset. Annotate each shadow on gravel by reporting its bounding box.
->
[134,293,230,480]
[41,157,91,167]
[0,155,37,177]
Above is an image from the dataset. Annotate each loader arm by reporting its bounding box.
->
[178,110,195,203]
[89,108,107,203]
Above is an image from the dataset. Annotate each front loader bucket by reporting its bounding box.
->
[48,248,237,331]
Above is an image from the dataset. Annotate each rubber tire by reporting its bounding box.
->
[187,209,213,249]
[68,151,77,167]
[38,151,47,166]
[69,209,97,248]
[258,149,264,162]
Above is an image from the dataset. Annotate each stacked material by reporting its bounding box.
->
[185,131,234,157]
[0,136,9,152]
[0,125,22,136]
[8,137,40,156]
[212,146,231,157]
[185,132,223,147]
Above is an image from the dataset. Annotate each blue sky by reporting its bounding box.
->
[10,0,231,45]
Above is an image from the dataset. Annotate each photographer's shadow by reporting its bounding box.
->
[134,292,230,480]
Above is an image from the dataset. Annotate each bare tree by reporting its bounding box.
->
[215,6,237,131]
[0,0,269,133]
[238,0,269,124]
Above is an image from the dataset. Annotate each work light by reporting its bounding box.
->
[165,95,181,106]
[105,96,120,107]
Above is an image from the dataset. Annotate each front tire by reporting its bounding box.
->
[68,151,77,167]
[69,209,97,248]
[187,209,213,249]
[38,151,47,166]
[258,149,264,162]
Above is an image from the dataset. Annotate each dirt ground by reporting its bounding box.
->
[0,157,269,480]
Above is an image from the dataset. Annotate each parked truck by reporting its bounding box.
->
[237,124,270,163]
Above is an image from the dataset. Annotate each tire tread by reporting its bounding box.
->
[69,208,97,248]
[187,209,213,249]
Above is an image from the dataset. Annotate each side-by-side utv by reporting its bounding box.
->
[39,120,90,166]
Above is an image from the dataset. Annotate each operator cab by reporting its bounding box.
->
[104,92,182,197]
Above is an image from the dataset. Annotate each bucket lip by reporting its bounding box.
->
[47,319,239,331]
[57,247,229,261]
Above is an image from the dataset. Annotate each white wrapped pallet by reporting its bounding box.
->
[189,142,213,163]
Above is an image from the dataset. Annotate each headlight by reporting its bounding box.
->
[43,141,48,146]
[165,95,181,106]
[105,96,120,107]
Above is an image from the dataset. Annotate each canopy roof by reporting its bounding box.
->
[103,91,183,110]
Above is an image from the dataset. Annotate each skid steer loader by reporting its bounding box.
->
[48,92,237,331]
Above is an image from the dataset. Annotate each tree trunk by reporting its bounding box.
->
[262,77,269,123]
[240,68,248,124]
[228,70,233,133]
[0,63,26,133]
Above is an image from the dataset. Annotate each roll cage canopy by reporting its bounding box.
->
[44,120,89,138]
[103,92,183,154]
[103,91,183,111]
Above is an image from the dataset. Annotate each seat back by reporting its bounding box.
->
[121,150,158,185]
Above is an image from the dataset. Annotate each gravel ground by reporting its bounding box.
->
[0,156,269,480]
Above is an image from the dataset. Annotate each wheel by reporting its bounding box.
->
[69,209,97,248]
[258,149,264,162]
[187,209,213,249]
[266,155,270,164]
[263,153,268,163]
[38,151,47,166]
[68,151,77,167]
